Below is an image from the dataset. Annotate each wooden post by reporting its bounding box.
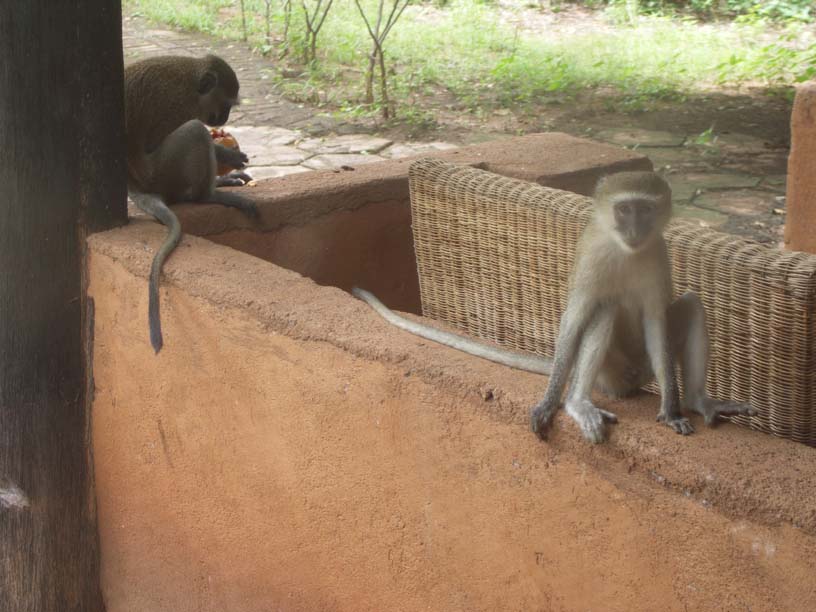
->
[0,2,127,610]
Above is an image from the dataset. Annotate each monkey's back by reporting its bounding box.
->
[124,57,205,187]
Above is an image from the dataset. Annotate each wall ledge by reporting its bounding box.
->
[89,222,816,535]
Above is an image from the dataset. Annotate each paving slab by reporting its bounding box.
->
[665,178,702,204]
[244,145,312,167]
[246,165,311,181]
[670,171,760,193]
[719,152,788,176]
[302,153,386,170]
[694,189,777,217]
[594,128,685,148]
[297,135,394,155]
[380,142,460,158]
[229,125,300,147]
[714,132,772,153]
[673,203,729,228]
[762,174,787,189]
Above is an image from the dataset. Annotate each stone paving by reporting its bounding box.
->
[122,15,459,183]
[589,127,787,244]
[122,15,788,245]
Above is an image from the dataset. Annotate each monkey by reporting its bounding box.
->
[125,54,258,353]
[353,171,756,443]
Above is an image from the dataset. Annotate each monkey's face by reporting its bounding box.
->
[594,171,672,253]
[197,67,240,127]
[207,102,233,127]
[611,198,665,252]
[199,90,237,127]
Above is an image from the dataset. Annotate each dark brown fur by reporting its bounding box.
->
[125,55,256,352]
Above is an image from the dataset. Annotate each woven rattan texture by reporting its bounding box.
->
[409,158,816,446]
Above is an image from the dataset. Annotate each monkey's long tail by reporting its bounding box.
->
[130,192,182,354]
[352,287,553,375]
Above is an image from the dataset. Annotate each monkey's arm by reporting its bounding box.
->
[643,311,693,435]
[130,191,182,354]
[352,288,552,374]
[530,294,594,438]
[213,144,252,187]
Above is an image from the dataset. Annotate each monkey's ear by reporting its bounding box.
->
[198,71,218,95]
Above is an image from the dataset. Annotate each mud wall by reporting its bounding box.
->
[88,134,816,611]
[89,224,816,612]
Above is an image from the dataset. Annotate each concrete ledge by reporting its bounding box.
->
[172,132,652,237]
[89,222,816,611]
[785,81,816,253]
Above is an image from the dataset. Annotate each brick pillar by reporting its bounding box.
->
[784,82,816,253]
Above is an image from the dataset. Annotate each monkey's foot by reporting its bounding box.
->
[565,399,617,444]
[690,398,757,427]
[530,401,560,440]
[656,412,694,435]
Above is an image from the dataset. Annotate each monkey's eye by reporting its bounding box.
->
[616,203,632,216]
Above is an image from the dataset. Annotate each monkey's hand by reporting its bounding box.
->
[656,411,694,435]
[565,398,618,444]
[215,143,249,170]
[688,398,757,427]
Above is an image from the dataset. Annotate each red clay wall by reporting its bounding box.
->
[785,81,816,253]
[89,224,816,612]
[89,135,816,610]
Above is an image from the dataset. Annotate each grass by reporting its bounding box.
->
[124,0,815,120]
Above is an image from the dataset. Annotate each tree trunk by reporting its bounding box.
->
[265,0,272,47]
[365,46,377,104]
[0,2,127,611]
[283,0,292,41]
[378,45,390,119]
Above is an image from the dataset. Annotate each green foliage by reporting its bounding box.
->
[716,30,816,88]
[124,0,815,121]
[126,0,235,33]
[602,0,813,21]
[731,0,813,22]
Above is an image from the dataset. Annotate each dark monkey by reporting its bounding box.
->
[126,54,257,353]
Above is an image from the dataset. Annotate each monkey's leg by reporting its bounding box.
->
[644,309,694,435]
[563,307,618,444]
[530,296,596,439]
[209,190,259,218]
[668,292,756,425]
[130,192,181,354]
